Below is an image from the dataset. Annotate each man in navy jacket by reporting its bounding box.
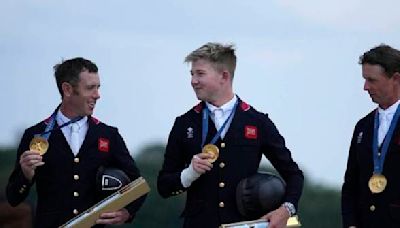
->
[342,44,400,228]
[158,43,304,228]
[7,57,145,227]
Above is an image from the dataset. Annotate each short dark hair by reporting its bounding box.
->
[53,57,98,97]
[359,44,400,77]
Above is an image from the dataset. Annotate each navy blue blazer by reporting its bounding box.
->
[158,99,304,228]
[7,113,145,228]
[342,110,400,228]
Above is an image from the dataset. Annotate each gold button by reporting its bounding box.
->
[221,143,225,148]
[219,182,225,188]
[370,205,375,211]
[74,157,80,163]
[74,192,79,197]
[74,175,79,180]
[219,162,225,168]
[19,189,24,193]
[219,202,225,208]
[73,209,79,215]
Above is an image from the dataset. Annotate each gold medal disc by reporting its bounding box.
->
[202,144,219,163]
[368,174,387,193]
[29,136,49,156]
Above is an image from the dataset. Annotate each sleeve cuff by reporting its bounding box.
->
[180,163,201,188]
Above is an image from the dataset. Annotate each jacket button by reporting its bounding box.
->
[73,209,79,215]
[219,162,225,168]
[74,192,79,197]
[74,175,79,180]
[219,182,225,188]
[74,157,80,163]
[219,202,225,208]
[370,205,375,211]
[220,143,225,148]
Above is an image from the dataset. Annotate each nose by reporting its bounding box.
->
[94,88,100,99]
[363,81,369,91]
[191,76,199,86]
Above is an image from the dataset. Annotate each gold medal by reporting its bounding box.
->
[368,174,387,193]
[29,136,49,156]
[202,144,219,163]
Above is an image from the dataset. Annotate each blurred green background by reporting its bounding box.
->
[0,144,341,227]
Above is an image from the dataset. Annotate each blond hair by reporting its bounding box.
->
[185,42,237,78]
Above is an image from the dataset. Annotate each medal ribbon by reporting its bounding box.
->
[201,100,238,148]
[372,104,400,174]
[39,108,83,140]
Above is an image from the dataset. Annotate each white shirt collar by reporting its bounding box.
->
[206,95,237,114]
[56,109,88,127]
[378,99,400,116]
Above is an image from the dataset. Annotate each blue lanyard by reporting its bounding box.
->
[39,109,83,140]
[201,100,238,148]
[372,104,400,174]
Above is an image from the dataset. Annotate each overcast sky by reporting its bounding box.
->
[1,0,400,187]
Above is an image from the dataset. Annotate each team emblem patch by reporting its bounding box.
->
[245,125,257,139]
[187,127,194,138]
[98,138,110,152]
[357,132,363,144]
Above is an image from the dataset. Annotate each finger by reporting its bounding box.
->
[99,212,117,218]
[196,153,211,159]
[21,154,42,163]
[196,163,212,172]
[34,161,45,167]
[197,159,212,166]
[96,218,115,225]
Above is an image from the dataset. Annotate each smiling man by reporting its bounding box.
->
[6,57,145,227]
[342,44,400,228]
[157,42,304,228]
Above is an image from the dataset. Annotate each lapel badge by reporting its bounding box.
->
[98,138,110,152]
[187,127,194,139]
[245,125,257,139]
[356,132,363,144]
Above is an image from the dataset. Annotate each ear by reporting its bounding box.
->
[222,70,232,82]
[61,82,73,97]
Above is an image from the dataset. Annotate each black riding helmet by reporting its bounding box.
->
[236,172,286,219]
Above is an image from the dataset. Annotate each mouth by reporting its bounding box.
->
[88,102,96,110]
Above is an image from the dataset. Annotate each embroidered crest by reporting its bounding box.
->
[357,132,363,144]
[98,138,110,152]
[187,127,194,138]
[245,125,257,139]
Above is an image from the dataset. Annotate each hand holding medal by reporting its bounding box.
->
[201,144,219,163]
[19,136,48,181]
[29,136,49,156]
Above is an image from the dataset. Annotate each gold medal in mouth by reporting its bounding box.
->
[202,144,219,163]
[29,136,49,156]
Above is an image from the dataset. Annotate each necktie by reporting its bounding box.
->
[214,109,223,130]
[70,123,80,155]
[378,113,391,146]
